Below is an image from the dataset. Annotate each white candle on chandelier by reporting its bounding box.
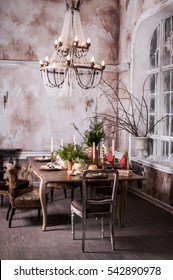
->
[58,37,63,46]
[67,54,71,65]
[74,36,78,43]
[101,60,105,69]
[91,57,95,67]
[86,38,90,46]
[39,60,44,67]
[45,56,49,66]
[54,39,58,47]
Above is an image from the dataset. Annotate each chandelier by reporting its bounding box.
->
[39,0,105,96]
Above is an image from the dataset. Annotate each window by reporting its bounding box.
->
[148,15,173,158]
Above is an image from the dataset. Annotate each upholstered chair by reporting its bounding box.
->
[5,163,48,228]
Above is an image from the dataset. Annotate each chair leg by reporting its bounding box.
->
[110,212,115,250]
[82,214,86,252]
[71,208,75,239]
[50,187,54,202]
[1,195,3,206]
[80,185,82,199]
[6,204,11,220]
[9,208,16,228]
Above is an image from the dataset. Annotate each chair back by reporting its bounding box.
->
[82,169,119,215]
[0,154,4,180]
[5,163,18,196]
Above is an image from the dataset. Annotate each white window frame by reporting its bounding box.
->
[130,0,173,171]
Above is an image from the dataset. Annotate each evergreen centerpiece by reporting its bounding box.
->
[55,143,88,170]
[72,116,105,163]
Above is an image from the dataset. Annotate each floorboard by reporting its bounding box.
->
[0,188,173,260]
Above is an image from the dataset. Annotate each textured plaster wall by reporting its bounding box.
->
[0,0,119,151]
[0,0,169,153]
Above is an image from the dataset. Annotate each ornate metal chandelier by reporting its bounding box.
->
[39,0,105,96]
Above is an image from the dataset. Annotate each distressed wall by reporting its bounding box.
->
[0,0,119,152]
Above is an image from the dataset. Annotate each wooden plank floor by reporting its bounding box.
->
[0,189,173,260]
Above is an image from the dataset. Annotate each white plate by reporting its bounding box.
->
[40,164,63,171]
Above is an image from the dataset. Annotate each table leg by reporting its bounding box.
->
[39,178,47,231]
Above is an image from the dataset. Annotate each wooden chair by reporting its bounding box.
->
[71,169,119,252]
[5,163,47,228]
[50,183,81,202]
[0,154,8,206]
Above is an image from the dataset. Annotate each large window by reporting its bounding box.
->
[148,15,173,158]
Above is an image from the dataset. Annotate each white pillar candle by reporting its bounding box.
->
[73,135,76,146]
[51,137,54,153]
[61,139,63,148]
[112,139,115,156]
[104,146,107,155]
[93,142,96,160]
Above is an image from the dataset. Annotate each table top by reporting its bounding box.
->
[27,157,146,185]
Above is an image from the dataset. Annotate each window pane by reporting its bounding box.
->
[150,28,159,69]
[149,115,155,134]
[164,70,170,92]
[171,70,173,91]
[163,92,170,113]
[171,141,173,155]
[171,116,173,136]
[164,16,172,65]
[161,141,169,156]
[171,92,173,113]
[148,138,154,155]
[149,95,155,113]
[163,116,169,136]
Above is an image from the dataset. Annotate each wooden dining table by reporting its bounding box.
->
[27,157,146,231]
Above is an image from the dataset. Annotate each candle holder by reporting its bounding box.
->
[112,156,115,169]
[102,154,107,170]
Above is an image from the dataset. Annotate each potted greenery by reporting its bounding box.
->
[55,143,88,170]
[72,115,105,162]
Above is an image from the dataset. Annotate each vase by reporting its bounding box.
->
[68,160,74,171]
[73,163,88,173]
[134,137,148,158]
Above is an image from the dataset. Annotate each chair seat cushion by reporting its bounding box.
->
[12,187,41,208]
[71,199,111,215]
[17,179,30,189]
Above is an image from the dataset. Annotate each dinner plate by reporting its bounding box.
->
[34,156,51,162]
[39,164,63,171]
[82,173,108,179]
